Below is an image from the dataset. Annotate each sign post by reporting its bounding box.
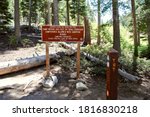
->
[42,26,84,79]
[46,42,50,77]
[106,49,119,100]
[76,42,80,79]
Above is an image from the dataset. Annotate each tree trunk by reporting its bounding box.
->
[137,28,140,46]
[28,0,31,32]
[83,16,91,45]
[147,18,150,46]
[131,0,138,57]
[45,0,51,25]
[53,0,59,25]
[51,3,54,24]
[14,0,21,44]
[131,0,138,73]
[145,0,150,46]
[112,0,121,55]
[66,0,70,25]
[77,0,80,25]
[97,0,101,45]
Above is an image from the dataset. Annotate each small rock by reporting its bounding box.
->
[42,76,58,88]
[68,79,76,83]
[70,72,77,79]
[76,82,88,91]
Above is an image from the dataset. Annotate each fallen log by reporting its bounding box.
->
[0,54,54,76]
[27,35,41,39]
[0,51,72,76]
[60,42,140,82]
[118,69,140,81]
[60,42,105,64]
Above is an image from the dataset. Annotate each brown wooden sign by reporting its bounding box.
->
[42,26,84,42]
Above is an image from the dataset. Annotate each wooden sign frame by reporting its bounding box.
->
[41,25,84,79]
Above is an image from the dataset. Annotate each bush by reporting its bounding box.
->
[139,45,150,59]
[21,38,34,47]
[137,58,150,78]
[120,49,150,78]
[101,24,113,43]
[8,35,17,48]
[82,44,112,59]
[82,43,150,78]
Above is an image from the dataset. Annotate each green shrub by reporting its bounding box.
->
[21,38,34,47]
[137,58,150,78]
[82,44,111,59]
[82,43,150,78]
[139,45,150,58]
[8,35,17,48]
[101,24,113,43]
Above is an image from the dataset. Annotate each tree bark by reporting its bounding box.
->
[112,0,121,55]
[66,0,70,25]
[97,0,101,45]
[147,18,150,46]
[28,0,31,32]
[145,0,150,46]
[77,0,80,25]
[53,0,59,25]
[131,0,138,57]
[14,0,21,44]
[45,0,51,25]
[83,16,91,45]
[137,28,140,46]
[131,0,138,73]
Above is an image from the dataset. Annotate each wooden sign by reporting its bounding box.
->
[42,26,84,42]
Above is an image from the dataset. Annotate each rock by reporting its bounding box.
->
[42,76,58,88]
[70,72,77,79]
[76,82,88,91]
[68,79,76,83]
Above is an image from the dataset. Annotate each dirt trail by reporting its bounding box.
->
[0,65,104,100]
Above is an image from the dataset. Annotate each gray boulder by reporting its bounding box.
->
[76,82,88,91]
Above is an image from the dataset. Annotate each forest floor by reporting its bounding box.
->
[0,36,150,100]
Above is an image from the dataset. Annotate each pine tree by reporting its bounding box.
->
[0,0,12,33]
[21,0,39,26]
[70,0,87,24]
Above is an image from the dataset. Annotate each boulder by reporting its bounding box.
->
[70,72,77,79]
[76,82,88,91]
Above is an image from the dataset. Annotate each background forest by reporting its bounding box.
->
[0,0,150,79]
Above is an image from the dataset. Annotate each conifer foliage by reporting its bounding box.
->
[0,0,12,33]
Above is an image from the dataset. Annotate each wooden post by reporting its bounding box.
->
[46,42,50,77]
[106,49,119,100]
[76,42,80,79]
